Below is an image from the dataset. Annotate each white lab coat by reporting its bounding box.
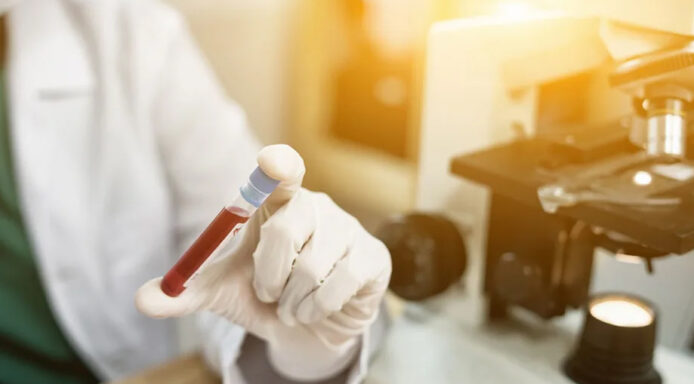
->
[5,0,378,382]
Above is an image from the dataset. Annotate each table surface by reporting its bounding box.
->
[113,299,694,384]
[450,139,694,254]
[110,354,220,384]
[365,297,694,384]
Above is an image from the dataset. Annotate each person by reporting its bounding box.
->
[0,0,391,383]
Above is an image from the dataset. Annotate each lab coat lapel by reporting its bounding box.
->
[8,0,94,94]
[7,0,103,372]
[8,0,97,277]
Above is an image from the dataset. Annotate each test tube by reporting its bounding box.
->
[161,167,280,297]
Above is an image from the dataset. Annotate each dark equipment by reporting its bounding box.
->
[450,134,694,320]
[564,293,661,384]
[377,213,467,301]
[447,44,694,321]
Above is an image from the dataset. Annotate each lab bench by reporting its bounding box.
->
[113,295,694,384]
[365,294,694,384]
[110,354,219,384]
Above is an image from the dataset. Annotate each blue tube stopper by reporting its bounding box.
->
[240,167,280,207]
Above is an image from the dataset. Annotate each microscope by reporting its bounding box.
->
[415,3,694,352]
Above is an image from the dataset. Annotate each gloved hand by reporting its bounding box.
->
[135,145,391,380]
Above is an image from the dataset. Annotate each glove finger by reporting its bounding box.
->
[295,253,360,325]
[256,144,305,212]
[277,228,349,326]
[296,234,391,325]
[252,191,316,303]
[135,277,203,319]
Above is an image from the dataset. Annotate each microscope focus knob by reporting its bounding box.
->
[493,252,543,304]
[376,213,467,301]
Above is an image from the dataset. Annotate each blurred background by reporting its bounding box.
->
[123,1,694,382]
[165,0,460,227]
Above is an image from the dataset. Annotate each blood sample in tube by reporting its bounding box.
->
[161,206,249,297]
[160,166,280,297]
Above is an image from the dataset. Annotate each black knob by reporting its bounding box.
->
[376,213,466,301]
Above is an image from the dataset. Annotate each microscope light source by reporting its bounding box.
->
[589,296,654,327]
[564,293,661,384]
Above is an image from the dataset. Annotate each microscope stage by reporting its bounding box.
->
[450,139,694,255]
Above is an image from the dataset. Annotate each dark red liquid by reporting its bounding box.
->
[161,206,250,297]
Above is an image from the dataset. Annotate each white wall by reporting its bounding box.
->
[165,0,296,144]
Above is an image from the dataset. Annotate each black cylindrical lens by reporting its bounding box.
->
[564,292,661,384]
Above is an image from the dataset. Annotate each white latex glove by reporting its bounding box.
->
[136,145,392,381]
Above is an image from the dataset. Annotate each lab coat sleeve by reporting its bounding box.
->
[146,7,383,383]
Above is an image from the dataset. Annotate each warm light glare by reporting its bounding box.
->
[496,1,537,19]
[632,171,653,186]
[615,253,643,264]
[374,76,407,107]
[590,297,654,327]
